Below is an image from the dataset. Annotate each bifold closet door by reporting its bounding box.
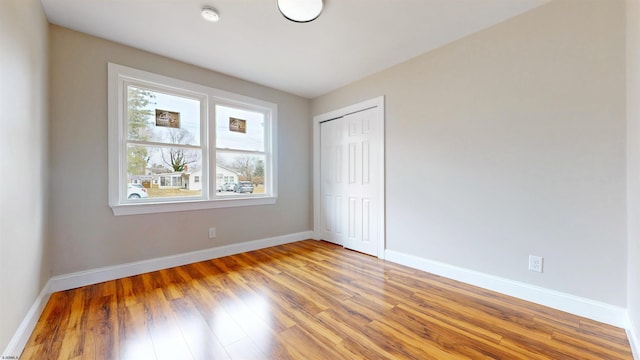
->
[320,107,380,256]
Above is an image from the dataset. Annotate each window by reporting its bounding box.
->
[108,63,277,215]
[215,105,267,196]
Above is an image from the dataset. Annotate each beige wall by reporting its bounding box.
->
[312,0,627,306]
[49,26,312,275]
[0,0,50,352]
[627,0,640,352]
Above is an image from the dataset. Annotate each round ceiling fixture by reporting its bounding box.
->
[277,0,323,23]
[201,7,220,22]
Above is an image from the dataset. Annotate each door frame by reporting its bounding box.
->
[312,96,385,259]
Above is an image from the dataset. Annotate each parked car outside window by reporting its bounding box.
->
[127,183,148,199]
[234,181,254,194]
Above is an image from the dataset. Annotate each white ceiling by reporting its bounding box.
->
[40,0,546,98]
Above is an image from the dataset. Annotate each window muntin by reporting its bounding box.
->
[108,63,277,215]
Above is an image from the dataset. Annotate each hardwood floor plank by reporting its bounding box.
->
[550,328,633,359]
[183,280,247,347]
[246,267,328,316]
[315,309,397,359]
[118,302,157,360]
[145,288,194,360]
[44,290,84,359]
[56,327,81,360]
[224,336,266,359]
[27,292,65,347]
[18,343,43,360]
[579,318,633,345]
[21,240,633,359]
[230,269,298,332]
[411,288,558,340]
[277,325,344,360]
[116,276,138,308]
[238,250,283,275]
[365,319,457,359]
[395,302,503,345]
[157,268,186,301]
[168,297,231,360]
[390,305,522,359]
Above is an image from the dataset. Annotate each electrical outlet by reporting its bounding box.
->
[528,255,543,273]
[208,227,216,239]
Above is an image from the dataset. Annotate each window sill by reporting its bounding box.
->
[110,196,277,216]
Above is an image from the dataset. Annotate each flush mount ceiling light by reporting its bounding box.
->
[201,7,220,22]
[277,0,323,23]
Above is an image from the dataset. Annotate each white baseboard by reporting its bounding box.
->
[3,231,312,358]
[385,249,628,329]
[50,231,313,292]
[2,280,52,359]
[627,314,640,360]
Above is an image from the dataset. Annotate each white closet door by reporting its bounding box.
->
[320,107,381,256]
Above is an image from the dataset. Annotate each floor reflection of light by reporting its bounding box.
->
[120,335,157,360]
[235,294,273,328]
[213,293,275,352]
[153,325,194,359]
[121,293,278,358]
[178,313,227,359]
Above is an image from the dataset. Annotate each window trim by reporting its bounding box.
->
[108,63,277,216]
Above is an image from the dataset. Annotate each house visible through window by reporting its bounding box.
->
[215,105,268,196]
[108,63,277,215]
[126,85,203,198]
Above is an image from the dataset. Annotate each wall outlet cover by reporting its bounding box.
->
[528,255,543,273]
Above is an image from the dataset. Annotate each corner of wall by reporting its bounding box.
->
[0,0,52,354]
[627,314,640,359]
[628,0,640,358]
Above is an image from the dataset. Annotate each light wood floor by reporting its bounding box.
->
[22,240,633,359]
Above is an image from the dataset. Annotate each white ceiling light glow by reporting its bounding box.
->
[201,7,220,22]
[277,0,323,23]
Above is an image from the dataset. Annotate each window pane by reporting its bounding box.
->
[127,86,201,146]
[216,105,264,151]
[216,152,266,195]
[127,144,202,199]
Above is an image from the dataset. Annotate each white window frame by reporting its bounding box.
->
[108,63,277,216]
